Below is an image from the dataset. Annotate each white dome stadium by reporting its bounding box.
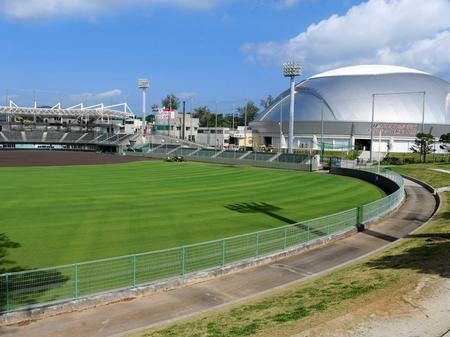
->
[252,65,450,152]
[256,64,449,124]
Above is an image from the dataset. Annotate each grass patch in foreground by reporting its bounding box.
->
[138,194,450,337]
[390,163,450,188]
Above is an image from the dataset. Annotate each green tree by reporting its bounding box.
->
[411,132,435,163]
[193,106,214,127]
[439,133,450,151]
[236,101,259,126]
[260,95,274,109]
[145,114,155,123]
[162,94,180,110]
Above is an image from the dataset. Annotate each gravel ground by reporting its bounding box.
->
[295,269,450,337]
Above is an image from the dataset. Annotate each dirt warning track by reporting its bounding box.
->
[0,151,150,167]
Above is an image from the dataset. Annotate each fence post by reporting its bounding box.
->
[73,264,79,299]
[222,239,226,267]
[356,206,364,231]
[357,206,363,224]
[132,255,137,287]
[181,247,186,276]
[256,233,260,257]
[4,273,10,312]
[307,223,310,242]
[283,227,288,250]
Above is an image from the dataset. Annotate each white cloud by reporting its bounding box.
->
[70,89,123,102]
[251,0,300,10]
[0,0,223,19]
[243,0,450,76]
[274,0,300,9]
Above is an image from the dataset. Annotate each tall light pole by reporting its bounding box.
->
[283,62,302,154]
[279,98,283,153]
[138,79,149,133]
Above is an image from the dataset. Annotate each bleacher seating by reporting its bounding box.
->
[216,150,242,159]
[81,133,98,142]
[93,134,108,142]
[26,131,44,142]
[46,132,64,142]
[243,152,275,161]
[0,130,131,147]
[1,131,23,142]
[151,144,179,154]
[64,132,86,142]
[276,153,308,163]
[170,147,199,156]
[191,149,218,157]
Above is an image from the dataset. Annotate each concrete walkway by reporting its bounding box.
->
[0,179,436,337]
[430,168,450,174]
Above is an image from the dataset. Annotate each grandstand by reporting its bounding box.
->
[135,143,320,171]
[0,100,140,152]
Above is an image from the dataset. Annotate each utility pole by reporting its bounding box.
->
[182,100,186,140]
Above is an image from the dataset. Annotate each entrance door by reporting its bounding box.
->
[263,136,272,147]
[355,139,371,151]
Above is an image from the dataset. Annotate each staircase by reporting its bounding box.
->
[358,150,387,162]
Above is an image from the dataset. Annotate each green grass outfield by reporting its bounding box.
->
[0,161,384,269]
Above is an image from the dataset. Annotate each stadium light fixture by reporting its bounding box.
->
[283,62,302,154]
[138,79,149,131]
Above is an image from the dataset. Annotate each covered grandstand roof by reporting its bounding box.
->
[0,101,134,119]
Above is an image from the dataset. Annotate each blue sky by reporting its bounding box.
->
[0,0,449,113]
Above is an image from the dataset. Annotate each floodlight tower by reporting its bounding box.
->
[283,62,302,154]
[138,79,149,132]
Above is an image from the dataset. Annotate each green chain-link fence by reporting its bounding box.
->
[0,168,404,313]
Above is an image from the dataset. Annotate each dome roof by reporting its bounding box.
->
[310,64,430,79]
[256,65,450,125]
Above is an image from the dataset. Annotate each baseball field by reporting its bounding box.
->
[0,156,385,269]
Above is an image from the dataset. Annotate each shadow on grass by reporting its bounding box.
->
[0,233,69,312]
[224,202,327,237]
[366,230,450,279]
[225,202,296,225]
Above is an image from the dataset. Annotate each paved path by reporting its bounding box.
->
[430,168,450,174]
[0,179,436,337]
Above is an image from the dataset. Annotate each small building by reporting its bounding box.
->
[197,127,230,148]
[152,108,199,142]
[229,126,255,150]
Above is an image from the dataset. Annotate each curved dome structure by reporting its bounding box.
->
[252,65,450,153]
[257,65,450,124]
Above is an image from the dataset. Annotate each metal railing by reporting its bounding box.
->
[0,168,404,313]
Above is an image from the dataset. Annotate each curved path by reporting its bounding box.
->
[0,179,436,337]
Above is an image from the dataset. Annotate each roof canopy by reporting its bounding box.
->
[310,65,430,79]
[0,101,134,119]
